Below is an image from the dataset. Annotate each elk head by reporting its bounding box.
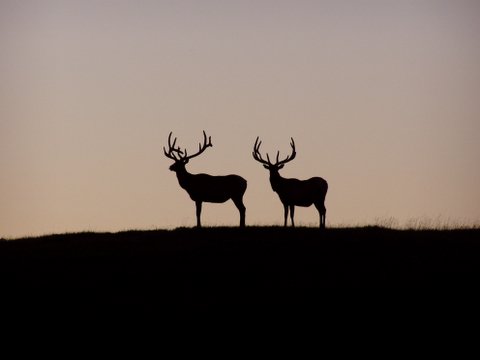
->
[252,137,296,173]
[163,130,212,172]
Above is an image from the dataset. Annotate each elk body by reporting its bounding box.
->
[164,131,247,227]
[253,137,328,228]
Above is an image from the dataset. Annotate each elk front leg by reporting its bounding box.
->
[290,205,295,227]
[195,201,202,227]
[283,204,289,227]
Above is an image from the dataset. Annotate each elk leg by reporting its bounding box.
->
[232,197,246,228]
[283,204,289,227]
[290,205,295,227]
[315,202,326,229]
[322,208,327,229]
[195,201,202,227]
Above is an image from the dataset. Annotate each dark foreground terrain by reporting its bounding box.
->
[1,227,480,320]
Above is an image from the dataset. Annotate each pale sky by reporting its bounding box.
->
[1,0,479,238]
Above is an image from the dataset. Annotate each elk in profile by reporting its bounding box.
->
[164,131,247,227]
[252,137,328,228]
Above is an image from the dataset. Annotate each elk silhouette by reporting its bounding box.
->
[253,137,328,228]
[164,131,247,227]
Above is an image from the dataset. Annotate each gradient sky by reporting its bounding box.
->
[1,0,479,238]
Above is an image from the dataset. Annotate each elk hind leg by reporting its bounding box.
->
[232,196,246,227]
[195,201,202,228]
[315,202,326,229]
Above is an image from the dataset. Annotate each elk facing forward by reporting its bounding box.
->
[253,137,328,228]
[164,131,247,227]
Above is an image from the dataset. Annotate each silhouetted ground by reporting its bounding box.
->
[1,227,480,322]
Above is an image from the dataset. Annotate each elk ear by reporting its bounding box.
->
[278,164,284,170]
[183,159,189,164]
[263,165,269,170]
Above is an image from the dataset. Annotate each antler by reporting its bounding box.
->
[253,137,296,167]
[164,131,212,162]
[252,137,272,166]
[163,132,184,161]
[182,130,212,161]
[276,138,296,166]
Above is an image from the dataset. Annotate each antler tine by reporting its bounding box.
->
[168,132,178,150]
[201,130,212,148]
[253,137,261,152]
[252,136,272,166]
[252,138,260,160]
[290,138,296,159]
[164,145,178,161]
[182,130,213,161]
[199,131,205,150]
[163,146,169,157]
[276,137,296,166]
[164,131,184,161]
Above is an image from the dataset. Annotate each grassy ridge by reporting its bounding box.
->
[1,226,480,318]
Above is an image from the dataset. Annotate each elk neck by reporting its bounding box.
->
[174,165,192,189]
[269,169,284,192]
